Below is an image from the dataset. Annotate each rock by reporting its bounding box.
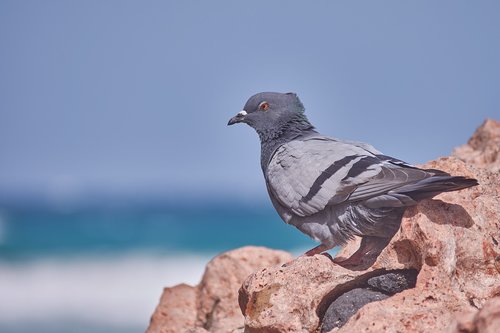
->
[240,255,357,333]
[147,284,197,333]
[321,288,389,332]
[329,157,499,333]
[472,297,500,333]
[185,329,209,333]
[240,264,419,333]
[453,296,500,333]
[146,246,291,333]
[320,270,418,333]
[453,119,499,172]
[366,270,417,294]
[195,246,291,333]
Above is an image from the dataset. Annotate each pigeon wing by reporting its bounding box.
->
[266,137,381,217]
[266,137,440,217]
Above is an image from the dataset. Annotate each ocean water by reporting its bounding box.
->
[0,202,318,333]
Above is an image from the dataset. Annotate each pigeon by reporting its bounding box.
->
[227,92,478,267]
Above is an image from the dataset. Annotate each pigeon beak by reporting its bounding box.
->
[227,110,247,126]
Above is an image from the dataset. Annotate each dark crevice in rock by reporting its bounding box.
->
[318,269,418,333]
[203,298,220,330]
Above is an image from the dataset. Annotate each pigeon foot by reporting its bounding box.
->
[282,244,335,267]
[333,236,392,268]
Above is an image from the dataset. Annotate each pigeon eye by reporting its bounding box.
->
[258,101,269,111]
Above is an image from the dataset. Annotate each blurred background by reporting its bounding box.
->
[1,1,499,332]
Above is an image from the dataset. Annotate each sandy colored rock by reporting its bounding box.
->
[147,283,197,333]
[453,119,500,172]
[240,255,362,332]
[146,246,291,333]
[473,296,500,333]
[452,297,500,333]
[185,329,209,333]
[195,246,292,333]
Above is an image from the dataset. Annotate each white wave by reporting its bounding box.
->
[0,246,340,332]
[0,253,211,330]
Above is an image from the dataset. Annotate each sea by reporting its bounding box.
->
[0,199,320,333]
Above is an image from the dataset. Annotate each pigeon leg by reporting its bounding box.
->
[282,243,334,267]
[303,243,334,256]
[334,236,390,267]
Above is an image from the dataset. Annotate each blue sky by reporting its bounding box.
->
[1,1,499,203]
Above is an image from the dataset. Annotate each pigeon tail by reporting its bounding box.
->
[393,176,478,201]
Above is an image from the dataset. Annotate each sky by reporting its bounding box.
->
[1,0,499,204]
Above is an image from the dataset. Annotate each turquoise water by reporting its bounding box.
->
[0,204,315,259]
[0,202,317,333]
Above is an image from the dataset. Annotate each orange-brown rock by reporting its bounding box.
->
[195,246,292,332]
[240,255,363,332]
[474,297,500,333]
[146,246,291,333]
[453,119,499,172]
[453,297,500,333]
[147,284,198,333]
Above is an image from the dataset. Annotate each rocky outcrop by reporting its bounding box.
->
[147,283,198,333]
[453,118,499,172]
[146,247,291,333]
[146,120,499,333]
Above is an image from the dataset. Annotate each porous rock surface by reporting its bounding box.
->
[146,120,499,333]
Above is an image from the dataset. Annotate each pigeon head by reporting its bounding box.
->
[227,92,315,142]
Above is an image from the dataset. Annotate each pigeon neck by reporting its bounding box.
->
[259,117,317,171]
